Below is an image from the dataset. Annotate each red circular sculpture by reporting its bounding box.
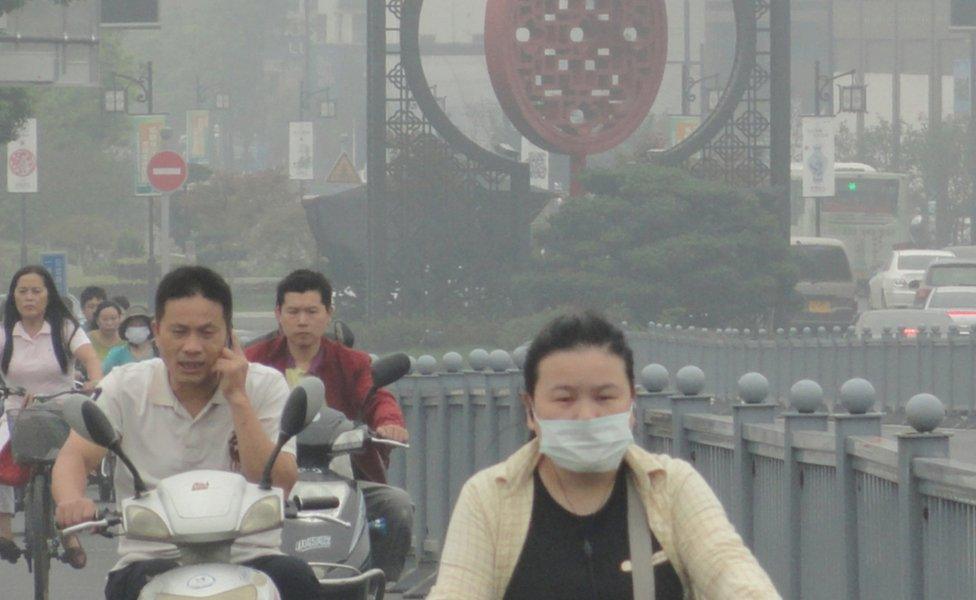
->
[485,0,668,193]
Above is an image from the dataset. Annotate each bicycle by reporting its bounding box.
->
[1,383,92,600]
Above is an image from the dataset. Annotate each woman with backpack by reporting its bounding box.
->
[0,266,102,566]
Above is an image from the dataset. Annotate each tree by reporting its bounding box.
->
[0,89,31,145]
[518,165,797,328]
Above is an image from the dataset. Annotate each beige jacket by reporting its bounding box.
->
[428,440,781,600]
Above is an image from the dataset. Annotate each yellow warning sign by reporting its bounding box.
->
[326,152,362,185]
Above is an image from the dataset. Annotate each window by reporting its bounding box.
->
[928,290,976,309]
[792,245,853,283]
[929,265,976,286]
[898,255,942,270]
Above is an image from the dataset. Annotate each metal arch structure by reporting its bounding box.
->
[366,0,533,319]
[646,0,791,222]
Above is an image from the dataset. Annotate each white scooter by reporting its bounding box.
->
[60,377,342,599]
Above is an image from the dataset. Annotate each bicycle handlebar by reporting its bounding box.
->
[0,386,93,403]
[60,511,122,537]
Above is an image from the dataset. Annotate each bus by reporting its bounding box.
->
[790,162,912,286]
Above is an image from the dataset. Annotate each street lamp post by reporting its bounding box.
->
[103,62,158,305]
[811,63,864,237]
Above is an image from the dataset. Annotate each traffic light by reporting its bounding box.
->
[951,0,976,30]
[847,181,857,192]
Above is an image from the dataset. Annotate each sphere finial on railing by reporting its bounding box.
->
[737,372,769,404]
[905,393,945,433]
[675,365,705,396]
[789,379,823,413]
[442,352,464,373]
[489,349,514,372]
[512,345,528,369]
[640,364,669,393]
[469,349,489,371]
[417,355,437,375]
[839,378,875,414]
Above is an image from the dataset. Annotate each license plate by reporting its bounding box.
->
[808,300,831,313]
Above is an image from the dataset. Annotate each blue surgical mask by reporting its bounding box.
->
[535,407,634,473]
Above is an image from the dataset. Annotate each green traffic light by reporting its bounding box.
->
[847,181,857,192]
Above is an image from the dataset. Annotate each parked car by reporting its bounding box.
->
[922,286,976,329]
[868,249,955,309]
[912,259,976,307]
[854,309,957,338]
[790,237,858,327]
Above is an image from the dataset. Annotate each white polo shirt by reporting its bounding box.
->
[0,321,90,412]
[95,358,297,571]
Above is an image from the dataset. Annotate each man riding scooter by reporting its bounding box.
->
[245,269,414,582]
[53,266,325,600]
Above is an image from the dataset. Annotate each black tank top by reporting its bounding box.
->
[503,469,684,600]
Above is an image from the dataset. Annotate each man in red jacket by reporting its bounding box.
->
[245,269,413,581]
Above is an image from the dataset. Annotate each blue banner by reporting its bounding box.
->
[40,252,67,297]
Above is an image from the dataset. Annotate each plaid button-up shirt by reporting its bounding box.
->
[429,440,781,600]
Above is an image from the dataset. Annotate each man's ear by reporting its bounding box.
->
[521,393,538,433]
[151,319,160,338]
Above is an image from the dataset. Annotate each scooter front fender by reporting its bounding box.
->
[138,563,281,599]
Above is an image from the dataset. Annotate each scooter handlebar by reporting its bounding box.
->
[293,494,341,511]
[370,438,409,450]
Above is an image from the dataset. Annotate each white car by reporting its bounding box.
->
[868,249,955,309]
[923,285,976,329]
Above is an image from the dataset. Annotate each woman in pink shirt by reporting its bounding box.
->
[0,266,102,565]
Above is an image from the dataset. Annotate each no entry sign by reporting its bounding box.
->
[146,151,188,193]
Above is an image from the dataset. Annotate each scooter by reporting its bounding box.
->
[282,353,411,599]
[60,377,368,599]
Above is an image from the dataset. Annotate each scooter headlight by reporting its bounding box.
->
[240,495,282,535]
[124,505,172,542]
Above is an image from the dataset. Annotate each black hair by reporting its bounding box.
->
[275,269,333,309]
[92,301,123,330]
[3,266,80,375]
[111,295,130,310]
[80,286,107,307]
[523,311,634,397]
[155,266,233,328]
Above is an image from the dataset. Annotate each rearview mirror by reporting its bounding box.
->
[280,376,326,440]
[908,280,921,290]
[371,353,411,389]
[61,395,119,449]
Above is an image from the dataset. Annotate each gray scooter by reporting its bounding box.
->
[282,353,411,600]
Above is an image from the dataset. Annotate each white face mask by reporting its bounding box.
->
[535,407,634,473]
[125,326,151,345]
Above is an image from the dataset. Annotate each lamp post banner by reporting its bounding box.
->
[520,137,549,190]
[7,118,38,193]
[801,116,835,198]
[186,109,211,165]
[289,121,314,181]
[133,114,167,196]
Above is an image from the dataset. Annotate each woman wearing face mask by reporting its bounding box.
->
[429,312,779,600]
[101,305,156,375]
[87,300,124,360]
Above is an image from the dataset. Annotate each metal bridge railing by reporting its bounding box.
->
[627,323,976,413]
[385,349,976,599]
